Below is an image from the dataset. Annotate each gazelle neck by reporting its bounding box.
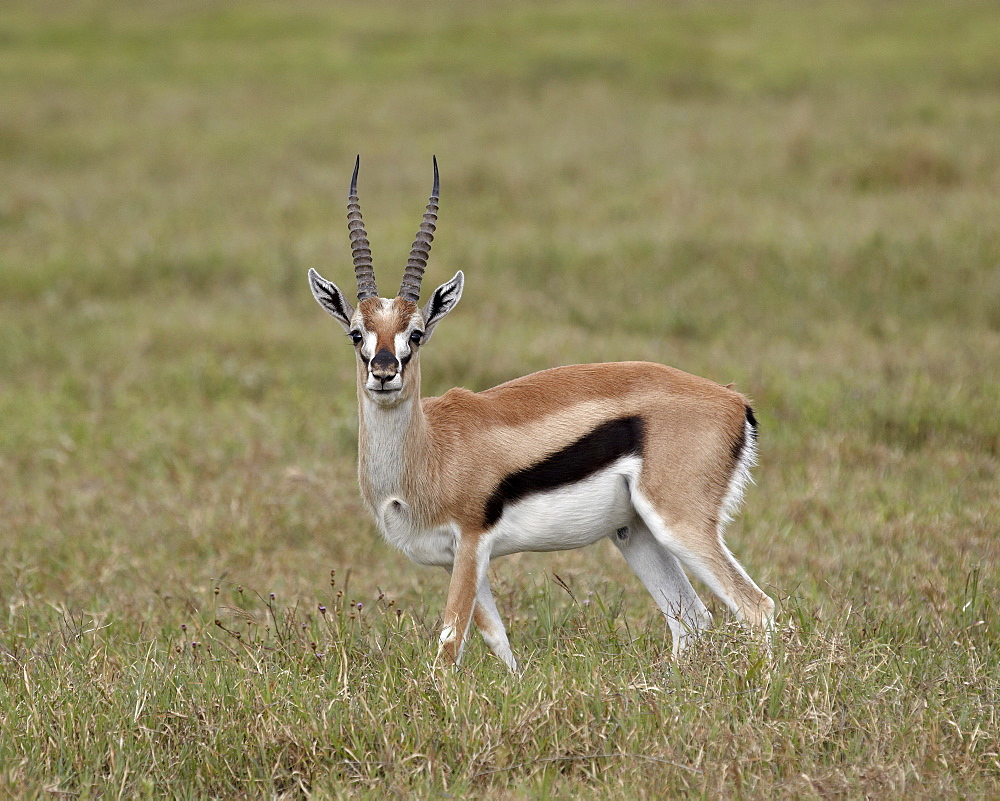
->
[356,363,430,517]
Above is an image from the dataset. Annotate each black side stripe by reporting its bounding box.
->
[482,416,646,529]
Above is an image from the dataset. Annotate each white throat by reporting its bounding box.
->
[358,393,415,509]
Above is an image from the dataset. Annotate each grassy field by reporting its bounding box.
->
[2,0,998,796]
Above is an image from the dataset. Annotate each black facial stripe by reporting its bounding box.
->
[745,405,758,437]
[399,330,421,367]
[483,416,645,529]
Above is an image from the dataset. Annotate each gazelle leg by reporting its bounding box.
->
[632,491,775,631]
[473,573,518,672]
[437,532,485,666]
[611,520,713,656]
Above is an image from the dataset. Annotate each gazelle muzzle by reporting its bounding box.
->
[369,348,400,389]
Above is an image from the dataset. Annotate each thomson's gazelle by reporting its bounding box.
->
[308,158,775,671]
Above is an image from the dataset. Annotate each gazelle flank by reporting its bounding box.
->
[308,157,775,672]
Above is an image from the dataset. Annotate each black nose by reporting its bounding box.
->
[370,348,399,380]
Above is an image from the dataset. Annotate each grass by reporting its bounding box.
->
[1,0,998,796]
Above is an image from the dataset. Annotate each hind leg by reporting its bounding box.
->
[631,490,775,630]
[612,519,713,656]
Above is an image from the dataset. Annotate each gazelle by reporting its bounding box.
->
[308,157,775,672]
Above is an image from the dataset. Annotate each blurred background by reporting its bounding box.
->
[2,0,998,642]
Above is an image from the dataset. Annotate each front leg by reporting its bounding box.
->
[474,572,518,672]
[437,531,486,666]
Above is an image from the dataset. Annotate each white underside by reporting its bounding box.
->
[487,456,641,557]
[376,456,642,566]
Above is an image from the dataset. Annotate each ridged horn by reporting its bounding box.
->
[399,156,439,303]
[348,155,378,301]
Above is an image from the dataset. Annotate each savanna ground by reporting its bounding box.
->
[1,1,998,797]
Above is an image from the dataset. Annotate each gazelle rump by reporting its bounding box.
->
[308,157,775,671]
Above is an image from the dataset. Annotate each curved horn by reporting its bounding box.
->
[399,156,439,303]
[348,155,378,301]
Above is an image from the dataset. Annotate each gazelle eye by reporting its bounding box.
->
[349,331,363,345]
[409,330,424,345]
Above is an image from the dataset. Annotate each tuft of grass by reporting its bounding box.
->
[1,577,996,797]
[849,145,962,192]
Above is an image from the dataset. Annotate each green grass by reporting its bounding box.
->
[1,0,998,796]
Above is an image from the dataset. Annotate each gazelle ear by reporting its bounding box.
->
[308,268,354,330]
[421,271,464,342]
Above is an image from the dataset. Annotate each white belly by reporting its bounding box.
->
[488,457,640,557]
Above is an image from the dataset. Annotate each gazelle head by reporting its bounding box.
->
[309,157,464,406]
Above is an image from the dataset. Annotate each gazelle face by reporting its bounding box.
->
[307,157,462,405]
[349,297,425,404]
[308,269,465,407]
